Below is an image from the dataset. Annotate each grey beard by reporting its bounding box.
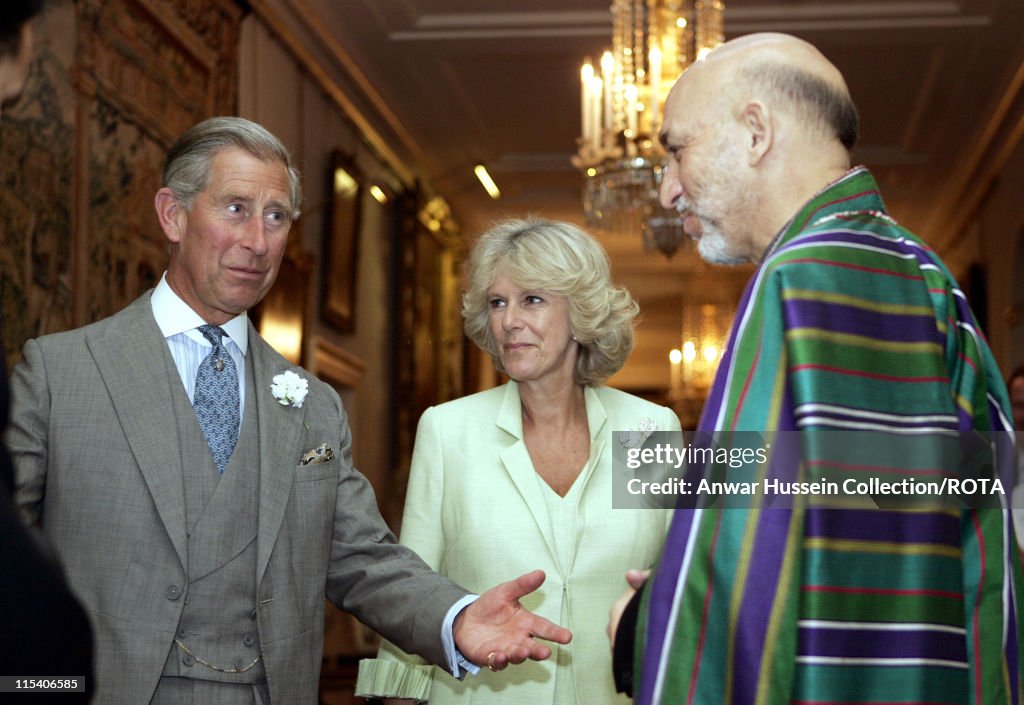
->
[697,229,748,265]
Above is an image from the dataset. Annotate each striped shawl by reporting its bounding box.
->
[635,167,1023,705]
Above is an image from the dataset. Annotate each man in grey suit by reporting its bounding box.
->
[6,116,570,705]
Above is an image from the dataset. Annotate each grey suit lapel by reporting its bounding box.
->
[248,327,306,585]
[87,293,188,570]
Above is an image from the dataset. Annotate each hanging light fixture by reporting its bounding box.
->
[572,0,724,257]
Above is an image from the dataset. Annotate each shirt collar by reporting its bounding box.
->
[151,273,249,354]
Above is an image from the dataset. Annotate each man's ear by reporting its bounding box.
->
[154,188,185,244]
[741,101,772,166]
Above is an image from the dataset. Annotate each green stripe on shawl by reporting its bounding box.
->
[793,663,969,702]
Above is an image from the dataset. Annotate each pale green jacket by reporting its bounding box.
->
[356,381,679,705]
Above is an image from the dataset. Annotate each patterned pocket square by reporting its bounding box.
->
[300,443,336,465]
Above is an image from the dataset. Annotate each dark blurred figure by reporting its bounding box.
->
[0,1,95,702]
[1009,366,1024,436]
[0,1,37,115]
[1008,366,1024,545]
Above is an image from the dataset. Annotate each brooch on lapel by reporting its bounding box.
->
[271,370,309,408]
[620,417,658,450]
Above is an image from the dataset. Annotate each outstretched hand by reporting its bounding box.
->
[453,569,572,672]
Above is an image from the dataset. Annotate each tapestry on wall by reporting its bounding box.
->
[0,0,242,373]
[0,3,76,372]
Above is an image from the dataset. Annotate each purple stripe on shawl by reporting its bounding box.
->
[780,227,950,281]
[803,508,960,544]
[951,290,976,328]
[732,508,796,704]
[638,272,762,703]
[786,229,921,256]
[782,298,943,345]
[637,510,700,705]
[797,624,967,661]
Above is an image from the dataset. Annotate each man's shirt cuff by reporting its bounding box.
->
[441,594,481,679]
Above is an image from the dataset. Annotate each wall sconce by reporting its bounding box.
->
[670,303,731,395]
[669,347,683,391]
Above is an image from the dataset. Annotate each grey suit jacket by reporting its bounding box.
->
[5,292,467,704]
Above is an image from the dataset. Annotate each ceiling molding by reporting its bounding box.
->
[390,27,609,41]
[389,9,609,40]
[401,3,968,30]
[726,1,963,21]
[725,16,990,33]
[721,1,988,32]
[387,4,990,42]
[415,10,609,28]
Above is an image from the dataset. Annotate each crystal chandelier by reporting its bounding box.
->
[572,0,724,257]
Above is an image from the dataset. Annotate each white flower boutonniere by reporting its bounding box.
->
[620,417,658,450]
[271,370,309,408]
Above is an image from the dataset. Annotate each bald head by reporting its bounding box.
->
[657,33,858,263]
[665,33,858,151]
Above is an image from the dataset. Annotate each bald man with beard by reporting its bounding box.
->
[609,33,1022,705]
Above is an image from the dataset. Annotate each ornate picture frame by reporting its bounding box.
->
[322,150,363,333]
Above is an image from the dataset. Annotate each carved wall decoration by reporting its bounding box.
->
[0,0,244,371]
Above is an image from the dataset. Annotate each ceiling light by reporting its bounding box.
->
[572,0,725,257]
[473,164,501,199]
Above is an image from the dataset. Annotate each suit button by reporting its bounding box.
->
[250,608,258,620]
[242,633,256,647]
[177,627,188,638]
[182,654,195,667]
[234,659,244,671]
[166,585,182,600]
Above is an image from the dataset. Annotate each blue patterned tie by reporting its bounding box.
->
[193,325,240,474]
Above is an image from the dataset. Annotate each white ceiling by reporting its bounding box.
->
[272,0,1024,389]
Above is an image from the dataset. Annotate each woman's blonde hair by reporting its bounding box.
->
[462,218,639,387]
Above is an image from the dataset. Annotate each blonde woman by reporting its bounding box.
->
[357,218,680,705]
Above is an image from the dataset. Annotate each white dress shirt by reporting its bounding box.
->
[150,274,247,419]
